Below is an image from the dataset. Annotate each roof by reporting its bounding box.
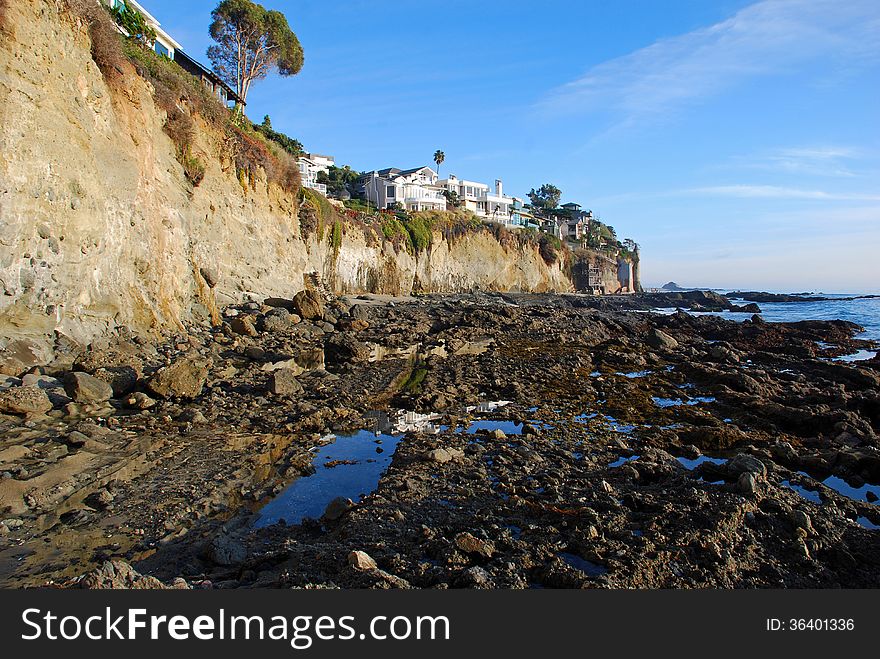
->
[173,49,245,105]
[562,202,582,209]
[397,166,436,177]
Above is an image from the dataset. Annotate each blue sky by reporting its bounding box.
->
[145,0,879,292]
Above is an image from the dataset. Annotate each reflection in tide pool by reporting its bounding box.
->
[834,350,878,363]
[782,480,822,504]
[609,455,639,468]
[822,476,880,504]
[256,429,403,527]
[676,456,727,470]
[616,370,652,379]
[653,396,716,408]
[464,419,523,435]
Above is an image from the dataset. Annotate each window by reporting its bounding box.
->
[386,186,396,198]
[154,41,170,58]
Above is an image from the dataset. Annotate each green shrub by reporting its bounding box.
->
[403,215,433,252]
[344,198,376,214]
[381,215,411,252]
[109,0,156,47]
[181,147,206,186]
[402,366,428,393]
[254,122,305,158]
[331,220,343,251]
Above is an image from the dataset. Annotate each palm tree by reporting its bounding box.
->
[433,150,445,177]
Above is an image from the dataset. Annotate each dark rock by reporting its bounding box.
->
[229,316,258,337]
[64,372,114,404]
[324,335,372,367]
[259,308,292,333]
[348,550,378,570]
[85,488,115,510]
[199,266,219,288]
[0,385,53,414]
[269,369,304,396]
[646,329,679,350]
[455,532,495,558]
[293,289,325,320]
[323,497,354,520]
[72,561,181,589]
[264,297,297,311]
[147,358,208,399]
[207,534,247,566]
[729,454,768,480]
[126,392,156,409]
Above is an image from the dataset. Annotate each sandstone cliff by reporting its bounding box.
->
[0,0,636,371]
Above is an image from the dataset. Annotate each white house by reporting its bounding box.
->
[439,176,522,226]
[362,167,447,212]
[305,153,335,173]
[104,0,182,60]
[298,157,328,195]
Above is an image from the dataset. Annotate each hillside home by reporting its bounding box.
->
[509,198,538,228]
[305,154,335,173]
[104,0,181,59]
[104,1,243,107]
[173,50,244,107]
[298,157,328,195]
[439,176,523,225]
[362,167,447,212]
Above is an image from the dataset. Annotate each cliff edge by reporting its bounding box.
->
[0,0,636,372]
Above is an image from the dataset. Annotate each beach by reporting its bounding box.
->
[2,291,878,588]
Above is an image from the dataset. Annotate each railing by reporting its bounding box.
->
[303,181,327,195]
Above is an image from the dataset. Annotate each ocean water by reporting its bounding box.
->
[653,294,880,353]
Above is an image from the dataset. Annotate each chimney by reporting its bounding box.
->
[495,179,503,196]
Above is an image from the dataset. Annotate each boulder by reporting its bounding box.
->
[737,472,759,496]
[350,305,371,321]
[199,266,219,288]
[147,358,208,399]
[348,550,378,571]
[424,448,464,463]
[728,453,768,480]
[207,533,247,566]
[269,369,304,396]
[646,329,679,350]
[264,297,297,311]
[790,509,814,534]
[72,560,180,590]
[293,289,325,320]
[324,335,372,367]
[0,385,53,415]
[454,532,495,558]
[91,366,139,397]
[126,392,156,410]
[64,372,114,404]
[323,497,354,521]
[258,308,293,333]
[229,316,258,337]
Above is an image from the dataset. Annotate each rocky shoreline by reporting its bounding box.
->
[1,291,879,588]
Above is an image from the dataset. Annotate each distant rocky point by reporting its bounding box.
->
[661,282,683,291]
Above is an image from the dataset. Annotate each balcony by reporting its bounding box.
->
[303,180,327,195]
[402,186,445,202]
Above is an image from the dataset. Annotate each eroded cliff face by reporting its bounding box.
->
[0,0,630,370]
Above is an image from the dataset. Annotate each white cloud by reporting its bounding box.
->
[539,0,880,122]
[683,185,880,201]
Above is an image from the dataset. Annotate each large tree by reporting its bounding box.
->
[208,0,304,106]
[528,184,562,218]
